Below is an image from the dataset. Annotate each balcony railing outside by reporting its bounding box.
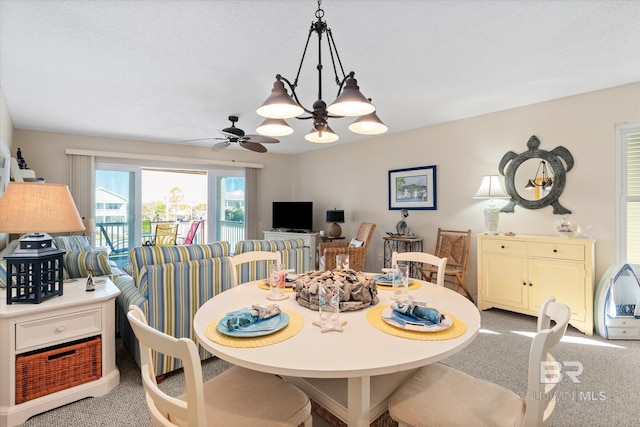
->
[219,220,244,250]
[94,220,245,262]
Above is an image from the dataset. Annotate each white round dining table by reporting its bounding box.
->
[193,276,480,427]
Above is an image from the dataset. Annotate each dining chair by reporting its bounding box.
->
[391,251,447,287]
[319,222,376,271]
[388,296,571,427]
[230,250,281,287]
[422,228,473,302]
[126,305,312,427]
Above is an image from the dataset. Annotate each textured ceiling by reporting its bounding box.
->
[1,0,640,154]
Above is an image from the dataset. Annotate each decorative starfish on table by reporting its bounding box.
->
[312,319,348,333]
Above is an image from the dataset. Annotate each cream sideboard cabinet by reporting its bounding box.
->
[0,279,121,427]
[477,234,595,335]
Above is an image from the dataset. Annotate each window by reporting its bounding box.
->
[617,123,640,263]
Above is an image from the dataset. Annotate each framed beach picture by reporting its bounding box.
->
[388,165,437,210]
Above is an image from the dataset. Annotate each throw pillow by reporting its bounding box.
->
[64,251,113,278]
[349,239,364,247]
[0,260,7,288]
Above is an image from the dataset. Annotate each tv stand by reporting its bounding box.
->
[263,230,319,269]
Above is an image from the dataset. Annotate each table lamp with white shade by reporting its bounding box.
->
[0,182,85,303]
[473,175,509,235]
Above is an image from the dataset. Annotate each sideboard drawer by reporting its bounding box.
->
[15,309,102,352]
[527,242,584,261]
[480,238,526,255]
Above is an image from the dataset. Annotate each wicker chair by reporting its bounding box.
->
[422,228,473,302]
[319,222,376,271]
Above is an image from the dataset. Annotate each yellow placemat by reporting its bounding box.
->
[375,281,422,291]
[367,304,466,341]
[205,308,303,348]
[257,281,296,292]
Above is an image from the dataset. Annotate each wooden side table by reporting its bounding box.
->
[0,278,121,427]
[383,235,424,278]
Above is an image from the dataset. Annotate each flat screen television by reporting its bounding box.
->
[272,201,313,232]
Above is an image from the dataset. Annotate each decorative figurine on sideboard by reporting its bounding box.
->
[86,267,95,292]
[395,209,409,235]
[16,147,28,169]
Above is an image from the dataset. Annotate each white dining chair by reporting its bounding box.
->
[126,305,312,427]
[388,296,571,427]
[391,251,447,287]
[230,250,281,287]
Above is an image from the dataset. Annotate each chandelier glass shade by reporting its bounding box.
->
[256,0,386,142]
[256,118,294,137]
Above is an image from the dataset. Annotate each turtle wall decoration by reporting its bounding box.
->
[499,135,574,214]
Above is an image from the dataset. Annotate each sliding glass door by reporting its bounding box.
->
[95,165,139,267]
[94,163,245,260]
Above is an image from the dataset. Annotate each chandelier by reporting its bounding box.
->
[255,0,387,143]
[524,160,554,190]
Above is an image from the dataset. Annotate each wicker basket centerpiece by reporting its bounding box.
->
[294,269,378,311]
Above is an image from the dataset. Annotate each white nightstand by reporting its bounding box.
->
[0,278,121,427]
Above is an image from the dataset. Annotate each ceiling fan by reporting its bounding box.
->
[182,115,279,153]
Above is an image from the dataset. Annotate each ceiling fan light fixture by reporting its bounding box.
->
[327,75,376,117]
[348,110,388,135]
[305,125,339,143]
[256,79,304,119]
[256,118,294,137]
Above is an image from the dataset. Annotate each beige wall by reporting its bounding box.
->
[0,88,14,148]
[9,82,640,298]
[0,89,14,250]
[12,130,297,237]
[295,82,640,295]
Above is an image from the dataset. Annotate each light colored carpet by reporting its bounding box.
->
[19,308,640,426]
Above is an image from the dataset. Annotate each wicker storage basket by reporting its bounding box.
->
[16,336,102,404]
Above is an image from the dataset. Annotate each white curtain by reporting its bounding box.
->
[245,167,260,239]
[69,154,95,244]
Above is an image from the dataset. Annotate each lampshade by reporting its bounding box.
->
[256,118,294,137]
[472,175,509,199]
[348,110,388,135]
[256,79,305,119]
[326,76,376,117]
[305,125,339,143]
[0,182,85,234]
[326,210,345,223]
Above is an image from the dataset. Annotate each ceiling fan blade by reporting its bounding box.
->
[239,141,267,153]
[180,136,226,143]
[211,141,231,151]
[244,134,280,144]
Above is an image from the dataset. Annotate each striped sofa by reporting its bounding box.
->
[114,241,233,376]
[233,238,313,283]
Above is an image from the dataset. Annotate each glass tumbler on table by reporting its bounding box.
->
[392,263,410,301]
[267,262,288,301]
[319,280,341,329]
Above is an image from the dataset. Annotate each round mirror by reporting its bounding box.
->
[499,135,574,214]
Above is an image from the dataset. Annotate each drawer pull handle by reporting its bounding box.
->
[501,245,505,249]
[553,249,558,253]
[57,325,65,332]
[522,282,527,286]
[529,283,533,287]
